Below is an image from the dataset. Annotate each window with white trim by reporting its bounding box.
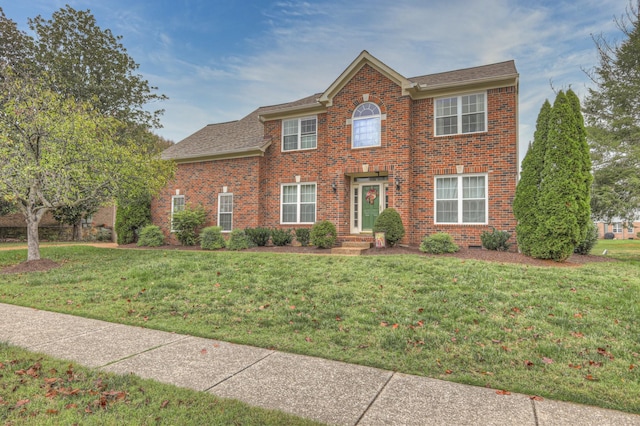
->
[281,183,316,224]
[282,116,317,151]
[218,193,233,232]
[435,93,486,136]
[435,175,487,224]
[612,222,623,233]
[171,195,185,231]
[352,102,381,148]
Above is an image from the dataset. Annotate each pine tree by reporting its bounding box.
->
[584,1,640,225]
[513,100,551,255]
[531,91,583,261]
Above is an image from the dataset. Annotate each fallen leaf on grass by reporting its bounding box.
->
[305,336,312,342]
[16,399,30,407]
[542,357,554,364]
[160,400,169,409]
[524,360,534,367]
[46,409,59,415]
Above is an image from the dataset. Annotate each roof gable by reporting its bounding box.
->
[317,50,413,107]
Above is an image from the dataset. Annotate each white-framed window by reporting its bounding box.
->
[282,116,317,151]
[612,222,623,233]
[281,183,316,224]
[435,174,487,224]
[435,93,486,136]
[352,102,381,148]
[218,193,233,232]
[171,195,185,231]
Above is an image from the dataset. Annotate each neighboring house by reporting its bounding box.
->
[153,51,519,247]
[597,216,639,239]
[0,205,116,241]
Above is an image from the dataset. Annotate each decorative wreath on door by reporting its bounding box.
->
[365,188,378,205]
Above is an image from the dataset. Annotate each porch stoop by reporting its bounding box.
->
[331,241,373,256]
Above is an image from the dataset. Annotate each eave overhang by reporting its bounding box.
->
[165,140,272,164]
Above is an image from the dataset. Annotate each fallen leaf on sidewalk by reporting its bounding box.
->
[496,390,511,395]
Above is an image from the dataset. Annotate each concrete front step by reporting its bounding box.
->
[330,247,370,256]
[331,241,372,256]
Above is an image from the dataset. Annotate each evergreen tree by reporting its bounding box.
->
[513,100,551,255]
[566,89,593,244]
[531,91,583,261]
[583,1,640,225]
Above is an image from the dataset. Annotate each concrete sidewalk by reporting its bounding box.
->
[0,303,638,425]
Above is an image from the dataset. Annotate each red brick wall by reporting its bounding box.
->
[152,64,518,247]
[150,156,261,244]
[411,87,518,247]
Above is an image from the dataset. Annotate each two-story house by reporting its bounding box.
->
[153,51,519,247]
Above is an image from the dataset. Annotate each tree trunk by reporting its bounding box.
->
[26,216,41,261]
[73,222,82,241]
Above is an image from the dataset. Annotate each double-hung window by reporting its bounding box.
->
[612,222,623,233]
[282,116,317,151]
[435,175,487,224]
[281,183,316,224]
[218,193,233,232]
[352,102,381,148]
[171,195,185,231]
[435,93,486,136]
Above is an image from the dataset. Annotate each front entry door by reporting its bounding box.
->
[362,184,381,231]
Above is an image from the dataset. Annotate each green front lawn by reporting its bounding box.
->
[0,245,638,414]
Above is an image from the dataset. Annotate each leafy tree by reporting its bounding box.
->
[52,202,100,241]
[531,91,589,261]
[0,198,17,216]
[513,100,551,255]
[583,1,640,225]
[0,8,173,260]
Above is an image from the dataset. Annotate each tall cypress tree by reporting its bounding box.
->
[566,89,593,244]
[531,91,583,261]
[513,100,551,255]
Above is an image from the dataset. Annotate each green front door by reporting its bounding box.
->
[362,184,381,231]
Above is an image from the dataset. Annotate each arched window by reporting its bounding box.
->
[352,102,381,148]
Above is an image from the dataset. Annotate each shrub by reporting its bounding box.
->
[172,205,206,246]
[420,233,459,254]
[372,208,405,247]
[295,228,310,246]
[115,195,151,244]
[574,222,598,255]
[604,232,615,240]
[137,225,164,247]
[271,228,293,246]
[200,226,226,250]
[480,228,512,251]
[226,229,250,251]
[310,220,337,249]
[245,227,271,247]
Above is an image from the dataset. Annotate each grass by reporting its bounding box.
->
[0,244,639,415]
[0,343,323,425]
[594,239,640,261]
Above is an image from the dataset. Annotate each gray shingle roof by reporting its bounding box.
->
[162,59,517,162]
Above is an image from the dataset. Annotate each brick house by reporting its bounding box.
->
[153,51,519,247]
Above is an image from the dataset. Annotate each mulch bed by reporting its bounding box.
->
[1,244,613,275]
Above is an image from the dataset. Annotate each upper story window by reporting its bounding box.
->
[435,93,486,136]
[435,174,487,224]
[282,116,317,151]
[352,102,381,148]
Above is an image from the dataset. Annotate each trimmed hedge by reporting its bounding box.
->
[372,208,405,247]
[200,226,226,250]
[310,220,337,249]
[137,225,164,247]
[419,233,459,254]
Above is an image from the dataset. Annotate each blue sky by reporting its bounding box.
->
[2,0,631,160]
